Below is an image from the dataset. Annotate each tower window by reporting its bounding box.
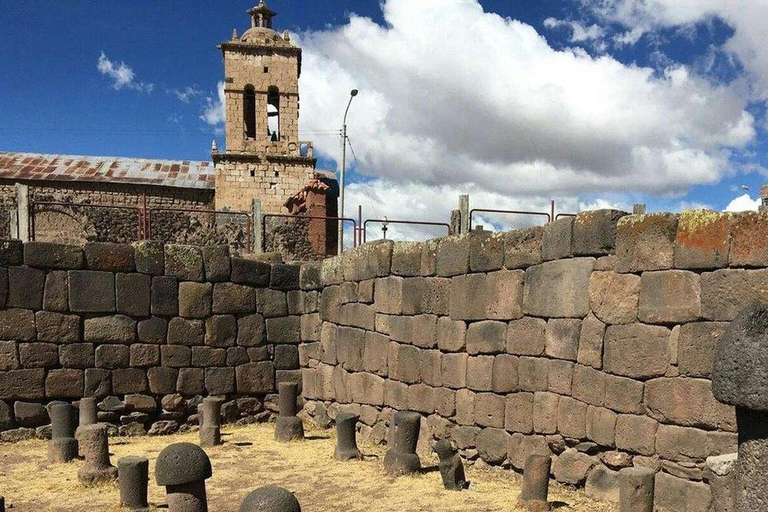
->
[250,169,255,177]
[243,85,256,139]
[274,170,279,177]
[267,86,280,141]
[264,66,269,73]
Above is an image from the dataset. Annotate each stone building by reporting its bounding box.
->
[0,2,337,254]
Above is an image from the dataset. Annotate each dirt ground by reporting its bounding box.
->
[0,423,616,511]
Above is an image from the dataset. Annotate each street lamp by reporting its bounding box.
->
[338,88,359,254]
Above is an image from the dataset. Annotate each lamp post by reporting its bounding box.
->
[338,88,359,255]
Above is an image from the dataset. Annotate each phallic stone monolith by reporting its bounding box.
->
[334,413,362,460]
[47,402,79,463]
[275,382,304,442]
[618,467,655,512]
[77,424,118,485]
[155,442,212,512]
[198,398,223,447]
[712,303,768,512]
[518,455,551,511]
[434,439,468,490]
[239,486,302,512]
[118,456,150,512]
[383,410,421,476]
[79,397,98,427]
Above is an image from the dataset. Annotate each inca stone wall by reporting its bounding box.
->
[0,239,306,440]
[298,208,764,511]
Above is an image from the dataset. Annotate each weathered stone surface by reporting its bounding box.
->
[228,257,271,288]
[504,392,533,433]
[467,355,494,391]
[45,369,84,397]
[255,288,287,318]
[391,242,423,277]
[504,226,543,270]
[138,316,167,344]
[59,343,95,368]
[492,353,518,393]
[441,353,467,389]
[84,316,136,344]
[236,362,275,394]
[508,433,553,470]
[545,318,581,361]
[506,317,546,356]
[573,209,628,256]
[471,392,503,428]
[449,273,486,321]
[0,239,22,267]
[300,261,322,290]
[115,273,150,317]
[266,316,301,344]
[532,391,559,434]
[147,367,177,395]
[150,276,178,316]
[191,345,226,367]
[14,401,48,427]
[69,270,115,313]
[678,321,727,378]
[638,270,701,324]
[178,282,212,319]
[656,423,709,462]
[435,235,470,277]
[0,308,35,341]
[616,213,678,273]
[19,342,58,368]
[436,317,466,352]
[205,367,235,395]
[43,271,68,312]
[237,314,266,347]
[205,315,237,348]
[654,471,712,512]
[646,377,735,431]
[476,427,509,464]
[485,270,524,320]
[558,397,588,439]
[589,271,640,325]
[24,242,84,269]
[586,406,616,447]
[523,258,595,318]
[518,357,550,392]
[130,344,160,368]
[0,368,45,400]
[112,368,146,394]
[95,344,129,369]
[167,318,204,347]
[133,241,164,276]
[585,465,620,503]
[164,245,204,282]
[470,232,504,272]
[542,217,573,261]
[552,448,595,485]
[466,321,506,355]
[729,211,768,267]
[35,311,80,343]
[578,313,605,369]
[201,245,230,282]
[603,374,644,414]
[0,341,18,370]
[270,264,300,290]
[572,365,606,407]
[675,210,730,270]
[212,283,256,314]
[342,240,393,282]
[84,242,135,272]
[8,266,45,310]
[603,324,670,379]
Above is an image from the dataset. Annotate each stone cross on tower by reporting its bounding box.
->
[248,1,276,29]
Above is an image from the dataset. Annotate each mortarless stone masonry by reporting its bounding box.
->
[299,209,755,512]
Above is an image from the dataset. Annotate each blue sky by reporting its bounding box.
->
[2,0,768,222]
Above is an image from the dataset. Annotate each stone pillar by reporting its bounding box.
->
[118,456,149,512]
[618,467,655,512]
[47,403,78,463]
[252,199,263,253]
[78,424,118,485]
[518,455,551,510]
[275,382,304,442]
[459,195,469,234]
[383,411,421,476]
[79,397,98,427]
[712,303,768,512]
[199,398,223,447]
[155,443,212,512]
[334,413,361,461]
[15,183,29,242]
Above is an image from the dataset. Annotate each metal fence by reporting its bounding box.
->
[555,213,577,220]
[363,219,451,243]
[263,214,357,261]
[469,208,551,232]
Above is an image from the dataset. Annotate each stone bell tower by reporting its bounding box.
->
[213,1,320,214]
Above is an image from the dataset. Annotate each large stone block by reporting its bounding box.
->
[504,392,533,433]
[485,270,524,320]
[504,227,544,270]
[518,357,549,392]
[84,242,135,272]
[84,315,136,344]
[205,315,237,348]
[45,368,84,398]
[212,283,256,314]
[436,317,466,352]
[0,239,22,267]
[419,239,439,276]
[0,369,44,399]
[112,368,148,394]
[435,235,470,277]
[339,303,375,331]
[558,397,588,438]
[388,343,421,384]
[545,318,581,361]
[178,282,212,319]
[0,309,34,342]
[150,276,178,316]
[701,269,768,321]
[614,414,657,455]
[466,320,506,355]
[0,341,18,370]
[588,271,640,325]
[341,240,393,283]
[176,367,205,395]
[164,245,204,282]
[506,317,546,356]
[474,392,505,428]
[160,345,190,368]
[255,288,288,318]
[8,266,45,310]
[645,377,735,431]
[469,232,504,273]
[363,331,389,376]
[492,354,519,393]
[586,406,616,447]
[449,273,487,320]
[270,264,300,290]
[299,261,322,290]
[603,374,644,414]
[237,314,266,347]
[573,209,628,256]
[616,213,678,273]
[678,322,727,378]
[441,353,467,389]
[300,312,320,342]
[674,210,730,269]
[656,423,709,462]
[273,345,299,370]
[405,382,433,413]
[552,448,595,485]
[391,242,423,276]
[654,471,713,512]
[541,217,573,261]
[19,342,57,368]
[533,392,559,434]
[730,211,768,267]
[115,273,151,317]
[236,361,275,394]
[35,311,79,343]
[95,344,130,369]
[578,314,605,369]
[23,242,83,269]
[384,379,408,409]
[638,270,701,324]
[572,364,606,407]
[138,316,167,344]
[43,270,68,312]
[266,316,301,344]
[419,349,442,387]
[507,433,553,470]
[523,258,595,318]
[467,355,494,391]
[84,368,111,398]
[476,427,510,464]
[130,344,160,368]
[373,276,402,315]
[603,324,670,379]
[205,367,235,395]
[167,317,204,347]
[201,245,230,282]
[133,241,164,276]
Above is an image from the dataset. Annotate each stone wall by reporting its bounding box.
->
[298,209,763,511]
[0,239,307,440]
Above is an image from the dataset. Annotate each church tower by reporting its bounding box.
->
[213,1,320,214]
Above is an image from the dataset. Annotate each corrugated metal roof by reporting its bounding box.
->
[0,152,215,190]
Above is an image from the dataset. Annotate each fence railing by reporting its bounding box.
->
[262,214,357,261]
[363,219,451,243]
[555,213,577,220]
[469,208,551,232]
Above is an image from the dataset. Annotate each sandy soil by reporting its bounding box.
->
[0,423,616,511]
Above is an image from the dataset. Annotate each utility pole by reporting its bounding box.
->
[338,89,359,255]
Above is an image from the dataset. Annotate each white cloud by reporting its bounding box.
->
[172,85,203,103]
[97,52,154,93]
[200,82,226,130]
[298,0,755,209]
[724,193,761,212]
[543,17,605,44]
